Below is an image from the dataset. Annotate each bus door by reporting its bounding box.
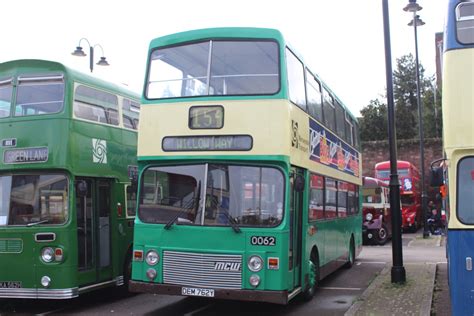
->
[289,167,304,290]
[76,178,113,286]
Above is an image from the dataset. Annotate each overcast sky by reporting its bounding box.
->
[1,0,445,116]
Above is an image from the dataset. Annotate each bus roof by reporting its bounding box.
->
[149,27,285,49]
[0,59,139,100]
[375,160,417,170]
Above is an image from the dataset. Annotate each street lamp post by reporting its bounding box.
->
[382,0,406,284]
[403,0,429,238]
[71,38,110,73]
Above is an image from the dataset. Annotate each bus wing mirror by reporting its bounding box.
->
[127,184,136,194]
[76,180,88,197]
[430,167,444,187]
[130,175,138,193]
[294,175,305,192]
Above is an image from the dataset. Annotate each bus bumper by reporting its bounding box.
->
[129,280,290,305]
[0,287,78,299]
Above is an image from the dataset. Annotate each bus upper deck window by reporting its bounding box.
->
[15,75,65,116]
[456,2,474,44]
[305,70,322,122]
[147,40,279,99]
[123,99,140,130]
[322,89,336,132]
[74,85,119,125]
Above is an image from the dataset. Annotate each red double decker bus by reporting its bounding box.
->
[374,161,421,232]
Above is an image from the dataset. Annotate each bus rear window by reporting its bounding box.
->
[15,75,64,116]
[376,168,409,179]
[147,40,279,99]
[457,157,474,224]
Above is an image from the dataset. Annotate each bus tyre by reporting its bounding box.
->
[118,252,132,295]
[344,238,355,269]
[302,251,320,301]
[375,225,388,245]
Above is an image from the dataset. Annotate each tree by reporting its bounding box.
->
[359,54,441,141]
[422,79,443,138]
[359,99,387,141]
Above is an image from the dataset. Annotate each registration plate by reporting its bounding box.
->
[181,287,215,297]
[0,281,22,289]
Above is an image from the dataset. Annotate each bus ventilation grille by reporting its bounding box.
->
[0,239,23,253]
[163,250,242,289]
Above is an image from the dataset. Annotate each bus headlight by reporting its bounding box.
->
[146,268,157,281]
[41,247,55,263]
[365,213,373,221]
[145,250,159,266]
[249,274,260,287]
[248,255,263,272]
[41,276,51,288]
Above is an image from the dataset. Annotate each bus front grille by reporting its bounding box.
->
[163,251,242,289]
[0,239,23,253]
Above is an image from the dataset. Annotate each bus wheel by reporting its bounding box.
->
[302,251,320,301]
[375,225,388,245]
[344,238,355,268]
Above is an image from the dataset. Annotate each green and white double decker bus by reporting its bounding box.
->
[130,28,362,304]
[0,59,139,299]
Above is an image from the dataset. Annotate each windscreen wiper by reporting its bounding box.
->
[219,209,241,233]
[164,198,197,230]
[26,219,49,227]
[209,197,241,233]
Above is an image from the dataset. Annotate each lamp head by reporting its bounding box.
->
[71,46,86,57]
[96,57,110,66]
[408,15,425,27]
[403,0,422,12]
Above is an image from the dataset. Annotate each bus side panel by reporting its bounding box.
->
[448,230,474,315]
[0,228,77,294]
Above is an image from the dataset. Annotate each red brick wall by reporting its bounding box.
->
[361,138,443,195]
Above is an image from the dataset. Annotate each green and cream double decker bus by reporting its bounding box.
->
[0,59,139,299]
[130,28,362,304]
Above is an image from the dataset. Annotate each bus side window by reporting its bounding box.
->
[106,108,119,126]
[335,101,346,141]
[347,183,356,216]
[305,69,323,122]
[345,112,354,146]
[322,89,336,132]
[123,98,140,130]
[286,48,306,111]
[337,181,348,218]
[74,84,119,126]
[353,119,360,149]
[309,174,324,221]
[325,178,337,218]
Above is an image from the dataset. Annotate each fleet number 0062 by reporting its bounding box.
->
[250,236,276,246]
